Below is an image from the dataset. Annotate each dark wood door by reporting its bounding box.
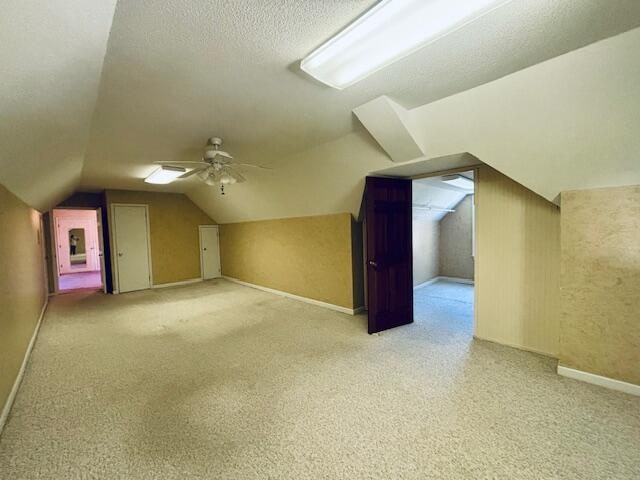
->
[364,176,413,334]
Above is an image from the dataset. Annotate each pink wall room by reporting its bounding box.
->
[51,209,104,292]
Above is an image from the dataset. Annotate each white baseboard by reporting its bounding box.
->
[222,276,358,315]
[413,277,440,290]
[473,334,557,358]
[1,299,48,435]
[414,276,474,289]
[151,278,203,289]
[438,276,474,285]
[557,365,640,396]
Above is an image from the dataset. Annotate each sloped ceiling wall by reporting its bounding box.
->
[408,26,640,204]
[2,1,640,220]
[0,0,117,211]
[190,27,640,223]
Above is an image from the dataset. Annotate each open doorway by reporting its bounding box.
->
[412,170,475,334]
[51,208,105,293]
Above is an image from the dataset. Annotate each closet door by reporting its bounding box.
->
[112,205,152,293]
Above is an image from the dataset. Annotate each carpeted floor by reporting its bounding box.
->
[58,270,103,291]
[1,279,638,479]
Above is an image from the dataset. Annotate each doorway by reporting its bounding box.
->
[52,208,105,293]
[362,169,477,335]
[412,171,475,334]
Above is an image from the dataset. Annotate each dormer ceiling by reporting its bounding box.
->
[2,1,640,216]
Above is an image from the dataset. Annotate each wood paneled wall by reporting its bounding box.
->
[475,166,560,356]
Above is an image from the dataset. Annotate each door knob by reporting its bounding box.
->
[369,261,378,267]
[118,252,123,257]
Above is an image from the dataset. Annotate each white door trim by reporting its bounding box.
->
[199,225,221,279]
[110,203,153,293]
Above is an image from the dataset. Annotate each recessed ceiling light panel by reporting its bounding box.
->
[441,174,474,190]
[144,165,186,184]
[301,0,510,89]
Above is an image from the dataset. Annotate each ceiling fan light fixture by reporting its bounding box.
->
[145,165,186,184]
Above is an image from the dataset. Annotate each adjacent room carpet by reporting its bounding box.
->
[1,279,638,479]
[58,270,103,291]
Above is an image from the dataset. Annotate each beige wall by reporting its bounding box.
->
[219,213,357,309]
[475,166,560,356]
[106,190,215,286]
[413,219,440,286]
[559,186,640,385]
[439,195,474,280]
[350,219,365,309]
[0,184,47,413]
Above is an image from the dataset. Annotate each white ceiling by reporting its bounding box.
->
[413,174,474,222]
[2,0,640,214]
[79,0,640,192]
[0,0,117,210]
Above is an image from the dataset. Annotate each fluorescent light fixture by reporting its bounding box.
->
[442,174,474,190]
[144,165,186,184]
[301,0,510,89]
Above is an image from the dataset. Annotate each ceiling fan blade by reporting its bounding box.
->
[235,162,272,170]
[228,169,246,183]
[179,167,207,178]
[153,160,209,165]
[204,150,234,161]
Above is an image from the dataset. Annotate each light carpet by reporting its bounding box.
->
[0,279,638,479]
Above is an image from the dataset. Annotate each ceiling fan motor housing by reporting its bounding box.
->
[207,137,223,147]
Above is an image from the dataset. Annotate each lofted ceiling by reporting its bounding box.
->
[80,0,640,192]
[2,0,640,216]
[0,0,117,210]
[413,173,474,223]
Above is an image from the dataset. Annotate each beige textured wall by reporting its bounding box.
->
[559,186,640,385]
[439,195,474,280]
[0,184,47,412]
[106,190,215,285]
[413,219,440,286]
[475,166,560,356]
[351,219,365,309]
[219,213,356,309]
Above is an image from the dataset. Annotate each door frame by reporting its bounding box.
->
[199,225,221,280]
[110,203,153,294]
[96,207,107,294]
[407,165,480,335]
[50,207,105,294]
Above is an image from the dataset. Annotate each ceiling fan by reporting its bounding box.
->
[155,137,269,194]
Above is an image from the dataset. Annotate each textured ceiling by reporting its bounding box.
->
[2,0,640,214]
[0,0,117,210]
[79,0,640,192]
[413,174,474,222]
[190,26,640,223]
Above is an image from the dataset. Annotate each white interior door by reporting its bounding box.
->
[199,225,221,279]
[113,205,152,293]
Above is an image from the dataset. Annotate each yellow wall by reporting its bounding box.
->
[106,190,215,285]
[559,186,640,385]
[219,213,357,309]
[475,166,561,356]
[0,184,47,413]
